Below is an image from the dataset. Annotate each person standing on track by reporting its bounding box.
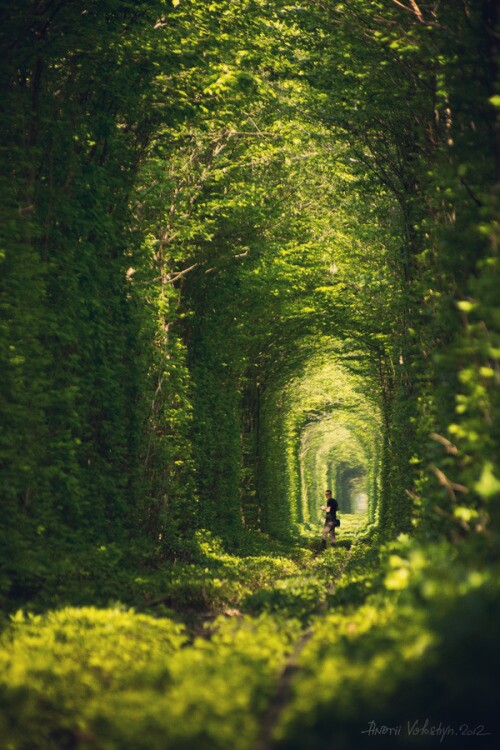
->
[320,489,339,549]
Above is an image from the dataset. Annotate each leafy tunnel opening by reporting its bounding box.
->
[256,351,381,541]
[300,416,375,525]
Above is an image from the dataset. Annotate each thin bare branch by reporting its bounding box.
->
[390,0,424,22]
[431,432,458,456]
[166,263,198,284]
[432,467,468,502]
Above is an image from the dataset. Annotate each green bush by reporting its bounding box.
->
[0,606,301,750]
[272,536,500,749]
[243,576,326,624]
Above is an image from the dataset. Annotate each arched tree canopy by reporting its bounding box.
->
[0,0,499,583]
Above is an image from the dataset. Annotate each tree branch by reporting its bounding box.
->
[391,0,424,23]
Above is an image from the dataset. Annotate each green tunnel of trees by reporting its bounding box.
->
[1,0,499,600]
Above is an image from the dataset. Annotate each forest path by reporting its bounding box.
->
[252,522,363,750]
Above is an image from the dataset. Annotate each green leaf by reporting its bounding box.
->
[475,463,500,500]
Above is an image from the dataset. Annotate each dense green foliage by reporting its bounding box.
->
[1,0,499,747]
[275,539,500,748]
[3,0,497,571]
[0,523,359,750]
[1,522,498,748]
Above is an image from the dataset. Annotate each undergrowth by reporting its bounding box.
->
[0,520,347,750]
[1,516,498,749]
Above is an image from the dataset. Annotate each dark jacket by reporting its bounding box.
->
[326,498,339,522]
